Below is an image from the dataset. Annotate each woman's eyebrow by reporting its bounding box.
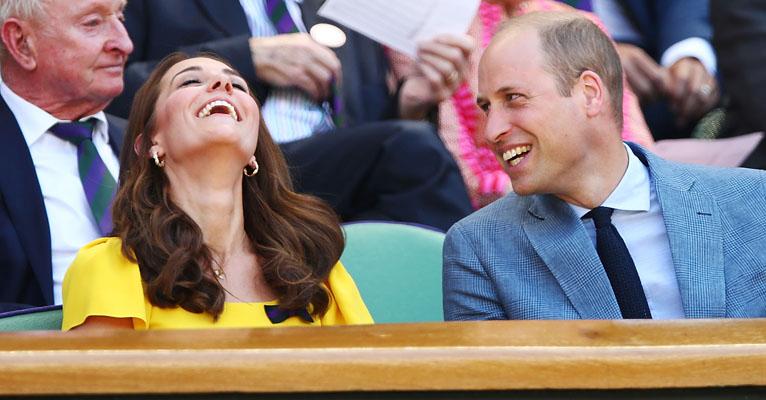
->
[170,66,202,86]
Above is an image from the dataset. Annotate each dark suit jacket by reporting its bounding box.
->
[616,0,712,61]
[711,0,766,137]
[108,0,398,127]
[0,97,125,311]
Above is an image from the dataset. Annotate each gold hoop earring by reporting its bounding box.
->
[244,160,259,177]
[152,151,165,168]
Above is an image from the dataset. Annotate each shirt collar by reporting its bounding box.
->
[569,143,651,218]
[0,79,109,146]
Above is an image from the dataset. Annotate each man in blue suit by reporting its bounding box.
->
[443,12,766,320]
[0,0,133,311]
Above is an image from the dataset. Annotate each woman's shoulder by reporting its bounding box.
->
[67,237,136,277]
[79,236,123,253]
[322,261,374,325]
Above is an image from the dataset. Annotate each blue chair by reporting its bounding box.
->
[340,222,445,323]
[0,305,62,331]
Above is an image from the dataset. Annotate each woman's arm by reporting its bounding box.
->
[71,316,134,330]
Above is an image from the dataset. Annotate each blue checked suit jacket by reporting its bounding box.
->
[443,144,766,320]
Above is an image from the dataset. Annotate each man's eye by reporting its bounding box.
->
[506,93,521,102]
[179,79,200,87]
[83,18,102,27]
[233,83,247,92]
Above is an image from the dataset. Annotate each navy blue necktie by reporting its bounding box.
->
[584,207,652,319]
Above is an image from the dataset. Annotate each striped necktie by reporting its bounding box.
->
[50,120,116,235]
[264,0,344,126]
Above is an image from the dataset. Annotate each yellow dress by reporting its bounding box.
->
[62,237,373,330]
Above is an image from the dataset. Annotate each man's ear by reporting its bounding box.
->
[1,19,37,70]
[578,70,606,119]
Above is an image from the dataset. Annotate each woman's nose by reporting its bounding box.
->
[209,78,233,94]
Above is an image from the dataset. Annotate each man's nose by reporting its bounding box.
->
[483,109,513,144]
[107,17,134,56]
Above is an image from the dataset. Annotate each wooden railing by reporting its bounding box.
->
[1,319,765,397]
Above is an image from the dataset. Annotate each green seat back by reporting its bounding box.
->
[340,222,445,323]
[0,306,62,331]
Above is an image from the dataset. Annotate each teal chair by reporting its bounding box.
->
[340,222,445,323]
[0,305,62,331]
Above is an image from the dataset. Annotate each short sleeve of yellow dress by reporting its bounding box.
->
[62,237,373,330]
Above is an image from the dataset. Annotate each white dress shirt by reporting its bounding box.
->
[568,144,685,319]
[0,80,119,305]
[239,0,335,143]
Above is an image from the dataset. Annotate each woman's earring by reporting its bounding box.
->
[244,160,259,177]
[152,151,165,168]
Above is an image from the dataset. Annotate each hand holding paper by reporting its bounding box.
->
[318,0,479,119]
[318,0,480,57]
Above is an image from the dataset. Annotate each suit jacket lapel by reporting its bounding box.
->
[195,0,250,36]
[0,99,52,304]
[641,148,725,318]
[300,0,322,28]
[105,114,126,157]
[522,195,622,319]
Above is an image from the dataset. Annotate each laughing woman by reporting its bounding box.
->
[62,53,372,330]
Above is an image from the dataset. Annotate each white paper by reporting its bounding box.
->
[317,0,481,57]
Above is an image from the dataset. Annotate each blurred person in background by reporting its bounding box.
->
[108,0,476,232]
[711,0,766,170]
[590,0,719,140]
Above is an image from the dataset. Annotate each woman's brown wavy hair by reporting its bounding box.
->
[112,52,344,320]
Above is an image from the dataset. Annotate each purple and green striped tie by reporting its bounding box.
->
[264,0,344,127]
[50,120,116,235]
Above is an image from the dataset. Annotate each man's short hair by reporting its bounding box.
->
[0,0,47,61]
[496,12,624,127]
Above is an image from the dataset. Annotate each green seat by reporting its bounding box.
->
[0,305,62,331]
[341,222,445,323]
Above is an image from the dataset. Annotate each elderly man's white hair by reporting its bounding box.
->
[0,0,48,61]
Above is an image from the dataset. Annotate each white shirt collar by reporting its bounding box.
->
[0,79,109,147]
[569,143,651,218]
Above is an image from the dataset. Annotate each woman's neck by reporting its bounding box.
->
[165,158,249,259]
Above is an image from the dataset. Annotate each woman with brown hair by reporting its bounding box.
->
[61,53,372,329]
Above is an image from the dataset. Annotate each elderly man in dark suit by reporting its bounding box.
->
[108,0,475,232]
[0,0,133,311]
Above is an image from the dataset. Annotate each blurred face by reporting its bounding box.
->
[32,0,133,111]
[151,57,260,166]
[477,30,591,197]
[483,0,525,9]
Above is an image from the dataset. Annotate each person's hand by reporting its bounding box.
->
[399,34,475,120]
[665,57,719,127]
[249,33,341,102]
[615,42,668,102]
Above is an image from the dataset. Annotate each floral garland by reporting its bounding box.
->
[450,1,509,201]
